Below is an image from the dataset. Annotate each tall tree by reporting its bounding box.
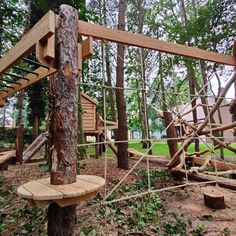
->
[116,0,129,169]
[178,0,199,152]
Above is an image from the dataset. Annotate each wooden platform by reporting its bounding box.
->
[17,175,105,207]
[0,150,16,170]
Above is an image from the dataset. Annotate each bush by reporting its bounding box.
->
[0,127,41,146]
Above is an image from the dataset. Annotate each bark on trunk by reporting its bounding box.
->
[33,114,39,139]
[103,2,117,131]
[15,91,24,164]
[48,5,78,235]
[116,0,129,170]
[16,124,24,164]
[186,63,199,152]
[163,111,178,159]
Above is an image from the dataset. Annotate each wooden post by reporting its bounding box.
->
[15,123,24,164]
[48,5,78,235]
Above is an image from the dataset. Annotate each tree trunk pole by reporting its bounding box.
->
[116,0,129,170]
[163,111,178,160]
[48,5,78,236]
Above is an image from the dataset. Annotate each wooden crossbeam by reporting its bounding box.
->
[0,11,55,76]
[78,21,236,66]
[0,67,56,106]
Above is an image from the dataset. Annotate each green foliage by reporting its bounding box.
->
[163,212,188,235]
[199,214,213,222]
[191,223,205,236]
[0,175,47,235]
[0,127,43,145]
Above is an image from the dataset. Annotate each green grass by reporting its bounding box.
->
[85,141,236,158]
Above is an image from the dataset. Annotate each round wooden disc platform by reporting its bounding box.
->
[17,175,105,207]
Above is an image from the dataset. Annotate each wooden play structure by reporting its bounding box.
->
[0,150,16,170]
[81,92,118,157]
[0,3,236,234]
[22,132,48,163]
[20,93,117,163]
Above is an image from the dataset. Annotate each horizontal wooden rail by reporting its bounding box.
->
[78,21,236,66]
[0,67,56,106]
[0,11,55,76]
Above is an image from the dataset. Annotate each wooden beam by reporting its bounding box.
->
[81,37,93,59]
[0,67,56,106]
[0,11,56,76]
[78,20,236,66]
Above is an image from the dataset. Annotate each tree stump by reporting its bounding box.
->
[203,187,226,209]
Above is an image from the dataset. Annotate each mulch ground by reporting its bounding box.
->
[0,154,236,235]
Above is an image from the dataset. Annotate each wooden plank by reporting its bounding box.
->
[17,186,33,199]
[38,179,85,197]
[36,35,56,68]
[81,37,93,59]
[0,67,56,105]
[55,192,97,207]
[78,20,236,66]
[74,179,101,193]
[77,175,105,186]
[21,180,63,200]
[44,35,55,59]
[0,11,56,76]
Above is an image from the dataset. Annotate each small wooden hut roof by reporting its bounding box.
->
[81,93,98,106]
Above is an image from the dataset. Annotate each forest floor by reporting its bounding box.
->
[0,149,236,235]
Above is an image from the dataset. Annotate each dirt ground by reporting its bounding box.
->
[0,154,236,235]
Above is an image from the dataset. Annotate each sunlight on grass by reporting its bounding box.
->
[85,141,236,158]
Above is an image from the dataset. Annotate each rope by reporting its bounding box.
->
[76,39,235,207]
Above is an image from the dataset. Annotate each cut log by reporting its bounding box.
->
[203,186,226,209]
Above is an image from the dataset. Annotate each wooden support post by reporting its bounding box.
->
[16,124,24,164]
[95,134,101,159]
[48,5,78,236]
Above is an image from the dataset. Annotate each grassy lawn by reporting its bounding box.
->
[85,141,236,158]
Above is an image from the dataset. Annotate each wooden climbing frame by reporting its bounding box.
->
[0,10,235,107]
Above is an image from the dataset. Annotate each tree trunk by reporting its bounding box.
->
[15,91,24,164]
[102,1,117,131]
[33,114,39,139]
[116,0,129,170]
[186,63,199,152]
[16,124,24,164]
[48,5,78,235]
[163,111,178,159]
